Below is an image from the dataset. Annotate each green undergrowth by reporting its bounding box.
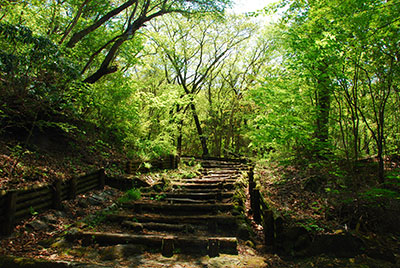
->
[257,155,400,233]
[118,188,142,203]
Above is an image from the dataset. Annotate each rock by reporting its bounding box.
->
[118,244,145,257]
[53,211,67,218]
[75,209,86,217]
[100,244,144,260]
[78,199,89,208]
[41,214,58,224]
[103,203,118,213]
[122,221,144,232]
[51,238,71,249]
[38,238,55,248]
[26,220,50,231]
[87,194,104,205]
[208,256,241,268]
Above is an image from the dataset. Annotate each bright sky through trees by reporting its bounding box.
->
[230,0,276,14]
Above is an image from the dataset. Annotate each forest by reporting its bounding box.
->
[0,0,399,267]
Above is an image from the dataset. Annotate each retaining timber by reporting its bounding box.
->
[0,155,179,235]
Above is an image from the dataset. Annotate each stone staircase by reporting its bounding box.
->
[67,159,249,257]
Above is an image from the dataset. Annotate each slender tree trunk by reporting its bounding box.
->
[377,143,384,184]
[315,66,331,154]
[190,103,209,157]
[59,0,91,44]
[177,120,183,156]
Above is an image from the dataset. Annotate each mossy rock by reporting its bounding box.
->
[0,256,68,268]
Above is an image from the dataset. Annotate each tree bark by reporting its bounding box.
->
[84,9,168,83]
[177,120,183,156]
[66,0,138,48]
[59,0,91,44]
[315,66,331,152]
[190,103,209,157]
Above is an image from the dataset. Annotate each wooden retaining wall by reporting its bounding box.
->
[248,165,283,249]
[0,155,179,235]
[0,169,105,235]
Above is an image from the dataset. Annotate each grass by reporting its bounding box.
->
[118,188,141,203]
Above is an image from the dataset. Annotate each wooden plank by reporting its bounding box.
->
[16,187,52,204]
[70,177,77,199]
[76,182,97,195]
[122,221,197,232]
[184,179,237,184]
[61,183,69,199]
[77,175,98,188]
[143,191,234,200]
[162,237,174,257]
[253,190,261,223]
[98,168,105,189]
[172,183,234,189]
[15,200,53,219]
[77,177,98,190]
[107,214,238,225]
[208,238,219,257]
[163,198,215,204]
[67,231,238,255]
[263,210,275,247]
[78,173,98,184]
[121,201,234,214]
[53,179,62,210]
[15,195,53,213]
[2,191,17,235]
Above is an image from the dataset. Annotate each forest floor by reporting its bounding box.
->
[256,156,400,267]
[0,129,127,191]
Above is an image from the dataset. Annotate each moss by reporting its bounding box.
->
[0,255,69,268]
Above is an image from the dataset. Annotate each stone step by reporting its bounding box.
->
[67,231,238,256]
[169,188,231,193]
[163,198,216,204]
[107,213,239,226]
[121,220,205,233]
[202,172,240,177]
[201,164,245,169]
[142,191,234,200]
[200,168,243,173]
[181,178,237,184]
[120,201,234,215]
[172,182,235,190]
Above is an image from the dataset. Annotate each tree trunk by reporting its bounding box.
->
[59,0,91,44]
[177,120,183,156]
[315,66,331,153]
[190,103,209,157]
[377,144,384,184]
[66,0,137,48]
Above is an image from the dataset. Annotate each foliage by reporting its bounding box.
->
[118,188,141,203]
[248,0,400,184]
